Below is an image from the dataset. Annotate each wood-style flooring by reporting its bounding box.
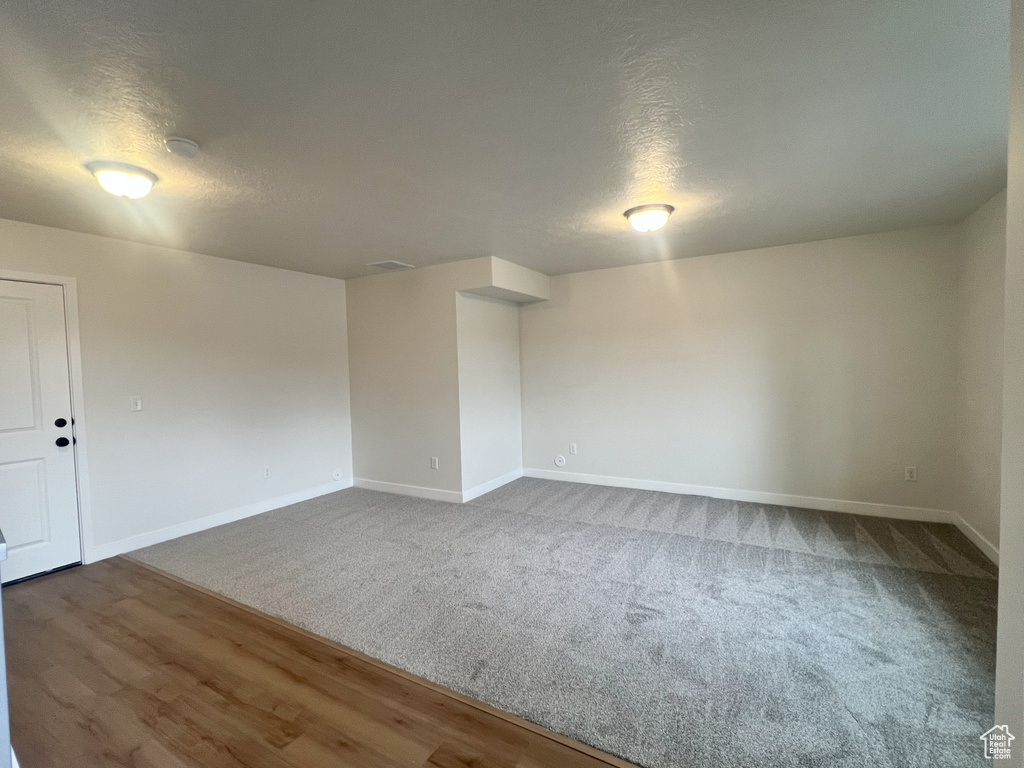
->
[3,556,632,768]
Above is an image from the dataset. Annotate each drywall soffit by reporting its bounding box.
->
[462,284,547,304]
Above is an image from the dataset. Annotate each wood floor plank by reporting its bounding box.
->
[121,578,531,764]
[4,557,634,768]
[424,742,490,768]
[123,559,634,768]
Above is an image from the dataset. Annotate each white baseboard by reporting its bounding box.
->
[524,468,1000,564]
[86,479,353,562]
[524,468,956,523]
[354,469,523,504]
[953,514,1000,564]
[354,478,464,503]
[463,468,524,503]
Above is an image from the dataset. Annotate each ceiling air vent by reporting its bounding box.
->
[367,260,415,271]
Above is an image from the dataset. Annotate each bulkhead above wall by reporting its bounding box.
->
[460,258,550,304]
[358,255,550,304]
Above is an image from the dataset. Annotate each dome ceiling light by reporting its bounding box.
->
[85,161,158,199]
[624,203,674,232]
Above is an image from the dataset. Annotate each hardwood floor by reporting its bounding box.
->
[3,557,632,768]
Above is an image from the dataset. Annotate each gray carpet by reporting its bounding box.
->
[132,478,998,768]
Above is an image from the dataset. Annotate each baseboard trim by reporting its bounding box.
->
[524,468,1000,564]
[523,468,957,523]
[354,470,523,504]
[462,468,524,503]
[953,514,1000,564]
[353,478,464,503]
[86,479,354,562]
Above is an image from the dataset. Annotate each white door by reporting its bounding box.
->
[0,280,81,583]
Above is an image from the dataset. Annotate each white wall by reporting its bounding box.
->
[457,293,523,495]
[0,218,352,555]
[346,260,488,496]
[954,191,1007,553]
[347,257,544,501]
[995,0,1024,743]
[520,225,960,514]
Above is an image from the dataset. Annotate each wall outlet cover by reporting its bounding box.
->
[554,455,566,467]
[332,469,343,481]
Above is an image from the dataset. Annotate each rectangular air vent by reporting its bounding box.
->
[366,260,415,271]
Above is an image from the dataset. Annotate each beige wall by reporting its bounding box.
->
[520,225,961,513]
[954,191,1007,552]
[346,260,485,496]
[995,0,1024,741]
[457,293,522,494]
[0,217,352,554]
[346,257,543,500]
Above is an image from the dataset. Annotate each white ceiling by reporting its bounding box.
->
[0,0,1009,278]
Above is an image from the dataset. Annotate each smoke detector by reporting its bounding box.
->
[165,137,201,158]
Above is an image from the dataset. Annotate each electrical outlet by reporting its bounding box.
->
[430,457,439,470]
[569,443,577,455]
[904,466,918,482]
[264,467,272,479]
[130,395,143,412]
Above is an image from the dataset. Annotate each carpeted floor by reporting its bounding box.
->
[132,478,998,768]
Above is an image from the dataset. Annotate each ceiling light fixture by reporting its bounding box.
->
[85,160,158,199]
[624,203,674,233]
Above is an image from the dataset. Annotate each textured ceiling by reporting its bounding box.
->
[0,0,1010,278]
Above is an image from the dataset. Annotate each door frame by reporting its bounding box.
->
[0,269,94,567]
